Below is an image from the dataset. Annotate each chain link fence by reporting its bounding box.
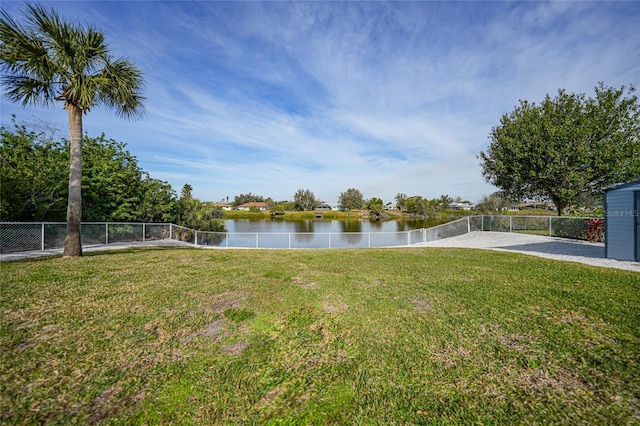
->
[478,215,592,239]
[191,229,426,249]
[1,216,597,254]
[0,222,171,253]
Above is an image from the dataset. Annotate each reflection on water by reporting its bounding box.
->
[293,220,315,233]
[339,220,362,233]
[224,218,438,234]
[340,232,363,245]
[202,217,460,248]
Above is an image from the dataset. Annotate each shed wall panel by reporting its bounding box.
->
[606,190,635,261]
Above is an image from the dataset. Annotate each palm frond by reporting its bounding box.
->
[97,57,145,119]
[1,74,57,107]
[1,3,144,117]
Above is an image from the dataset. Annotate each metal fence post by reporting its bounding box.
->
[467,216,471,233]
[41,223,45,251]
[482,215,485,231]
[106,223,109,245]
[143,223,146,242]
[509,216,513,233]
[169,223,173,240]
[255,233,258,249]
[195,230,198,246]
[288,233,291,249]
[549,216,552,237]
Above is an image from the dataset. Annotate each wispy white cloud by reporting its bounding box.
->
[2,0,638,203]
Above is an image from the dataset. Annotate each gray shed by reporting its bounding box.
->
[605,180,640,261]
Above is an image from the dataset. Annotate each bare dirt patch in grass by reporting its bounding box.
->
[512,367,590,393]
[293,276,317,289]
[203,319,225,339]
[321,300,348,314]
[223,340,248,355]
[413,298,434,314]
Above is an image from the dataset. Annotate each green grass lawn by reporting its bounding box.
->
[2,247,639,424]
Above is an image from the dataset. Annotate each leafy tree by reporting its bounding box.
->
[404,196,427,216]
[270,203,285,216]
[477,191,511,213]
[437,194,453,212]
[1,120,176,223]
[233,193,263,206]
[80,135,176,223]
[180,199,225,231]
[338,188,364,211]
[366,197,384,214]
[180,184,193,201]
[0,4,145,256]
[294,188,316,211]
[263,197,275,208]
[281,201,297,211]
[177,184,224,232]
[479,83,640,215]
[395,193,407,211]
[0,119,67,220]
[80,135,143,221]
[135,174,177,223]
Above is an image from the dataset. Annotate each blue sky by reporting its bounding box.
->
[1,1,639,204]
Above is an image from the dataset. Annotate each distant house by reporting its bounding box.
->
[237,202,268,211]
[450,202,477,211]
[517,202,556,211]
[210,203,233,210]
[315,203,342,211]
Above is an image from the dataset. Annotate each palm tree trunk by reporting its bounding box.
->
[63,104,83,257]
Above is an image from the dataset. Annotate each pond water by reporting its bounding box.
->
[223,218,440,234]
[194,218,455,248]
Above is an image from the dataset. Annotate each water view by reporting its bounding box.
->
[223,218,440,234]
[198,218,449,249]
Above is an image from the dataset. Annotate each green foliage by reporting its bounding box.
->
[270,203,286,216]
[178,185,225,232]
[0,4,145,118]
[338,188,364,211]
[0,120,177,222]
[404,196,432,217]
[1,3,146,257]
[480,83,640,215]
[293,188,316,211]
[180,184,193,200]
[137,174,178,223]
[477,191,512,213]
[366,197,384,214]
[233,193,263,206]
[0,119,68,220]
[437,194,453,211]
[395,193,407,211]
[79,135,143,221]
[552,217,589,239]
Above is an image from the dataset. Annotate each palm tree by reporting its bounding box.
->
[0,4,144,257]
